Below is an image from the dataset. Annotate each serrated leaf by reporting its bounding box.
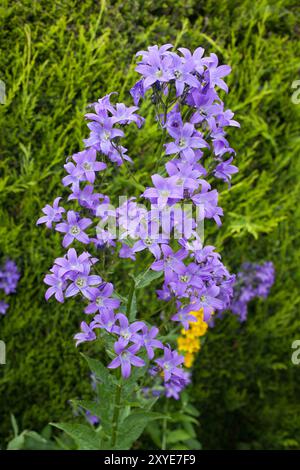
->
[135,269,163,289]
[50,423,100,450]
[71,399,102,421]
[116,411,167,450]
[81,354,116,388]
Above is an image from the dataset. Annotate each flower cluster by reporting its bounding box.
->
[231,261,275,322]
[177,308,208,368]
[38,44,240,397]
[0,259,20,316]
[130,45,239,326]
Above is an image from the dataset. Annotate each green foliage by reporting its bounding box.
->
[0,0,299,449]
[52,354,168,450]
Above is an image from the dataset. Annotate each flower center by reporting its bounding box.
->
[103,131,110,140]
[83,162,92,170]
[76,277,85,288]
[161,190,170,198]
[180,275,189,282]
[121,331,130,340]
[71,225,80,235]
[179,138,186,148]
[174,70,183,80]
[144,237,152,246]
[200,295,206,302]
[155,69,163,78]
[96,297,104,306]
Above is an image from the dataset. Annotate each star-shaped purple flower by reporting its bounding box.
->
[55,211,92,248]
[165,123,209,161]
[74,321,96,346]
[72,148,106,184]
[108,343,145,379]
[113,313,145,349]
[37,197,65,229]
[84,282,120,314]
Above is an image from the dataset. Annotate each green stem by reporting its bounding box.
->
[111,380,122,448]
[161,400,168,450]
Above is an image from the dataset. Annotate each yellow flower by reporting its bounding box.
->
[184,353,195,368]
[176,308,209,368]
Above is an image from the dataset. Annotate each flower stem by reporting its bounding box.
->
[161,400,168,450]
[111,380,122,448]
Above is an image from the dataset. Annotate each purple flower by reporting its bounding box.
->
[91,310,116,333]
[62,161,82,191]
[231,262,275,321]
[65,264,102,300]
[140,325,163,359]
[168,52,200,96]
[113,313,145,349]
[151,245,187,278]
[155,346,185,382]
[108,343,145,379]
[132,219,167,259]
[0,260,20,295]
[166,160,209,194]
[44,265,66,303]
[165,123,208,161]
[84,117,124,155]
[55,211,92,248]
[68,185,103,213]
[84,282,120,314]
[0,300,9,315]
[143,175,183,208]
[55,248,97,278]
[171,308,197,330]
[37,197,65,229]
[165,105,183,135]
[74,321,96,346]
[192,188,223,226]
[195,285,224,321]
[130,79,145,105]
[72,148,107,184]
[164,371,191,399]
[85,410,100,426]
[111,103,144,128]
[203,53,231,92]
[214,156,238,184]
[135,44,173,91]
[118,243,136,260]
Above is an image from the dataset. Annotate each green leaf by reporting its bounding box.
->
[10,413,19,437]
[50,423,100,450]
[70,400,102,421]
[185,438,202,450]
[128,290,137,322]
[166,429,192,444]
[135,269,163,289]
[117,411,167,450]
[81,354,116,387]
[7,433,25,450]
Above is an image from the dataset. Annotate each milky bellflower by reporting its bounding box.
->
[38,43,240,402]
